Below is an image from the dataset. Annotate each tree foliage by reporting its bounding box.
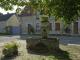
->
[29,0,80,24]
[0,0,80,24]
[0,0,28,10]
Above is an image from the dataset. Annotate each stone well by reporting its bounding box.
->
[26,37,59,51]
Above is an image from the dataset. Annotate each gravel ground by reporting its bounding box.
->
[0,35,80,60]
[0,40,80,60]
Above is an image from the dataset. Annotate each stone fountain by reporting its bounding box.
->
[26,15,59,52]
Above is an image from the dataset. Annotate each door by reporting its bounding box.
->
[12,27,20,35]
[73,22,78,34]
[55,23,60,31]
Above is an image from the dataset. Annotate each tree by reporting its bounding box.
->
[24,0,80,34]
[0,0,28,10]
[0,0,80,24]
[30,0,80,25]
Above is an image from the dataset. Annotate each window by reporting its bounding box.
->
[36,11,40,20]
[55,23,60,31]
[73,22,78,34]
[49,23,52,31]
[28,24,34,34]
[36,23,40,32]
[36,15,39,19]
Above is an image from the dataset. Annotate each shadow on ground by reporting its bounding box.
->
[1,55,17,60]
[27,48,72,60]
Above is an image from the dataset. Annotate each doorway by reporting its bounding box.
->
[73,22,78,34]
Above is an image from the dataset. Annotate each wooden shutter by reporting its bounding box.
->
[55,23,60,31]
[73,22,78,34]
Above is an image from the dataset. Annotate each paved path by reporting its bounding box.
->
[54,36,80,45]
[0,35,20,43]
[21,35,80,45]
[0,35,80,45]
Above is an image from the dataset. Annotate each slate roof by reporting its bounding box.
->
[18,13,33,17]
[0,13,15,21]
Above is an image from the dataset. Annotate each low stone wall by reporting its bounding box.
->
[26,37,59,51]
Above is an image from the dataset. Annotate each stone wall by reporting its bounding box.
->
[26,37,59,51]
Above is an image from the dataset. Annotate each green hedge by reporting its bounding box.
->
[2,42,18,57]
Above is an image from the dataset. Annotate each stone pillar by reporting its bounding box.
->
[40,15,49,39]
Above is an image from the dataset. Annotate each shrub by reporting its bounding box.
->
[2,42,18,57]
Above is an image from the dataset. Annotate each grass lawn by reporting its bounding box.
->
[0,40,80,60]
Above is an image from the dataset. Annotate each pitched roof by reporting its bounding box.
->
[18,13,33,17]
[0,13,15,21]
